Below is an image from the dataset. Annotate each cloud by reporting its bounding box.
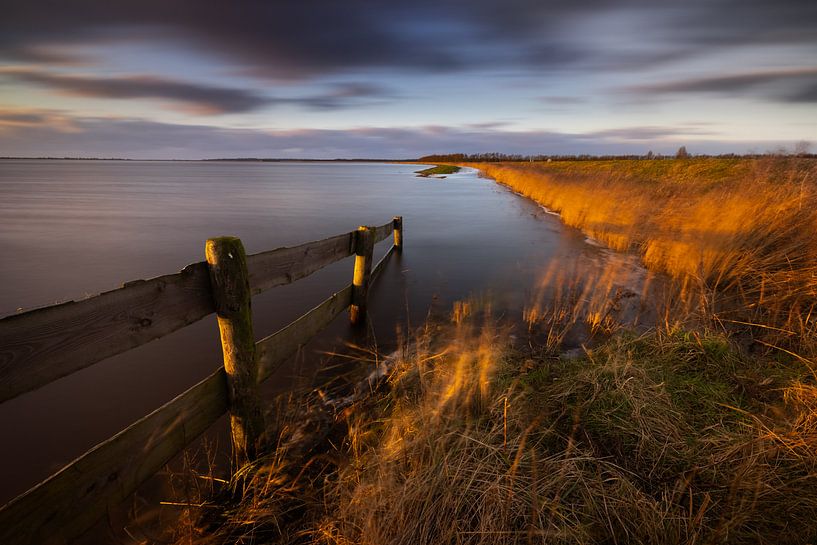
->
[0,45,88,66]
[0,108,81,132]
[0,68,393,114]
[627,67,817,103]
[0,111,786,159]
[0,0,814,81]
[585,126,718,141]
[0,69,271,114]
[539,96,587,105]
[290,82,393,110]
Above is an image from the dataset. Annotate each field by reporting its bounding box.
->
[169,158,817,544]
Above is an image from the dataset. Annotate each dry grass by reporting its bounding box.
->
[169,308,817,545]
[304,317,817,545]
[166,157,817,544]
[470,158,817,355]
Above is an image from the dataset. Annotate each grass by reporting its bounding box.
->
[469,158,817,356]
[162,157,817,544]
[415,165,461,177]
[167,312,817,544]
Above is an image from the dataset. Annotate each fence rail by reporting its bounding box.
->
[0,216,402,545]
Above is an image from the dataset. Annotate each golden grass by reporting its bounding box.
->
[314,325,817,545]
[170,307,817,545]
[469,158,817,354]
[163,157,817,545]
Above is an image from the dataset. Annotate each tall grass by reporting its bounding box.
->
[312,322,817,545]
[470,158,817,355]
[166,158,817,544]
[171,306,817,544]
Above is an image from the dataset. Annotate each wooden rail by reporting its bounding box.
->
[0,216,402,545]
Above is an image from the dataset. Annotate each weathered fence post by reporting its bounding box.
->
[393,216,403,252]
[205,236,265,468]
[350,226,374,325]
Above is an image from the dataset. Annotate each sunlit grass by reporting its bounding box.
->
[164,156,817,544]
[471,157,817,356]
[168,300,817,544]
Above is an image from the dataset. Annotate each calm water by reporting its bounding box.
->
[0,160,648,506]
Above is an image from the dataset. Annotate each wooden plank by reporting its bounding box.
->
[0,368,229,545]
[206,237,265,466]
[371,245,395,283]
[0,220,395,403]
[0,262,215,404]
[245,232,354,295]
[257,284,353,382]
[0,283,356,544]
[372,221,394,244]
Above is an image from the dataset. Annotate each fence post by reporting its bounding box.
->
[350,226,374,325]
[205,236,265,468]
[393,216,403,252]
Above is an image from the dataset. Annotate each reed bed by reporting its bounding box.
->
[470,158,817,355]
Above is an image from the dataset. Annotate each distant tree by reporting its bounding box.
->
[675,146,690,159]
[646,150,654,159]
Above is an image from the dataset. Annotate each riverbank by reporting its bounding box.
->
[468,158,817,356]
[165,157,817,544]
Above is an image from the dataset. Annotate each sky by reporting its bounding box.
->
[0,0,815,159]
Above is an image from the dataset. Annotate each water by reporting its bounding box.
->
[0,160,648,506]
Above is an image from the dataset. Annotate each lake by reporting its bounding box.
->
[0,160,651,506]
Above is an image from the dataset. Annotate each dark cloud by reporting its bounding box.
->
[0,111,50,124]
[465,122,513,130]
[785,82,817,103]
[0,68,393,114]
[1,0,814,80]
[0,45,87,65]
[293,83,393,110]
[0,111,779,159]
[583,126,717,141]
[628,68,817,103]
[539,96,587,105]
[0,69,270,114]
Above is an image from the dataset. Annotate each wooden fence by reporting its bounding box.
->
[0,216,403,545]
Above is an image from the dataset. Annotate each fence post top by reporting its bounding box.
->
[205,235,243,246]
[205,236,246,260]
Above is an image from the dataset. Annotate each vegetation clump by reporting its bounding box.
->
[415,165,461,177]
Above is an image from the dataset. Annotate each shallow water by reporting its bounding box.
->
[0,160,650,505]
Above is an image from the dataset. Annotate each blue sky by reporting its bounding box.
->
[0,0,815,158]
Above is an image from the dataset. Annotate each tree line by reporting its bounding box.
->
[418,148,815,163]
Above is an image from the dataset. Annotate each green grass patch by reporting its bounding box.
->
[415,164,461,176]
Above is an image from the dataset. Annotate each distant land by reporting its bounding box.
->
[0,157,410,162]
[1,152,814,162]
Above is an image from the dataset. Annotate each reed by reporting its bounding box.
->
[171,303,817,545]
[471,158,817,355]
